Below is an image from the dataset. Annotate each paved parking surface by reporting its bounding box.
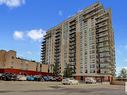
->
[0,81,126,95]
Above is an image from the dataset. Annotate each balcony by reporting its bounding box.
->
[69,27,76,31]
[69,39,76,42]
[96,17,109,24]
[55,49,60,53]
[41,46,46,49]
[96,27,108,34]
[69,59,76,62]
[41,56,45,59]
[54,54,60,58]
[54,54,60,57]
[99,59,111,63]
[54,57,60,63]
[70,44,76,47]
[55,39,61,42]
[55,34,61,38]
[69,39,76,43]
[69,52,75,55]
[69,24,76,28]
[69,43,76,46]
[69,34,76,39]
[45,34,51,39]
[41,44,46,47]
[55,46,60,49]
[69,47,76,51]
[83,9,103,20]
[69,20,76,25]
[69,63,75,66]
[55,30,61,34]
[99,65,112,69]
[99,55,111,58]
[69,23,76,27]
[55,40,60,44]
[96,22,108,29]
[83,3,102,16]
[96,32,108,38]
[69,55,76,58]
[69,32,75,36]
[42,40,46,44]
[41,52,46,55]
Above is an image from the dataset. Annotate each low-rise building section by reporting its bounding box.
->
[0,50,48,74]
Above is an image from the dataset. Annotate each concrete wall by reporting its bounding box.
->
[0,50,48,73]
[41,64,48,72]
[0,50,6,68]
[111,80,125,85]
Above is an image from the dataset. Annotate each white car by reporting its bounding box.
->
[85,77,96,84]
[0,73,2,77]
[17,75,27,81]
[0,73,2,79]
[62,78,79,85]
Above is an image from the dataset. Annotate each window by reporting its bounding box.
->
[11,62,14,68]
[12,56,14,59]
[90,69,95,73]
[90,64,95,68]
[26,64,28,70]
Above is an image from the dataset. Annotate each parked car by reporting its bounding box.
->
[27,76,35,81]
[1,74,10,81]
[0,73,2,76]
[42,76,50,81]
[55,76,62,81]
[62,78,79,85]
[0,73,3,80]
[47,76,56,81]
[10,74,17,81]
[17,75,27,81]
[85,77,96,84]
[34,75,44,81]
[1,73,17,81]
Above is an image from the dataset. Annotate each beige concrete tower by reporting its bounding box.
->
[41,2,115,81]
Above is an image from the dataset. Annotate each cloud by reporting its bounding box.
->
[27,29,46,42]
[58,10,63,16]
[13,29,46,42]
[26,51,33,55]
[0,0,25,8]
[13,31,24,40]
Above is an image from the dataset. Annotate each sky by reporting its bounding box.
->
[0,0,127,74]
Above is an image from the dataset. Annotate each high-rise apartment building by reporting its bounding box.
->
[41,2,115,81]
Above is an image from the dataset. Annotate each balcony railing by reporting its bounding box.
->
[96,17,109,24]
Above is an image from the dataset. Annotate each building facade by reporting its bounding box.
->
[0,50,48,74]
[41,2,115,81]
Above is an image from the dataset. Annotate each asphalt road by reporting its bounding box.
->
[0,81,126,95]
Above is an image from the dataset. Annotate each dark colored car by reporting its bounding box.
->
[47,76,56,81]
[34,75,44,81]
[55,76,62,81]
[1,73,17,81]
[42,76,50,81]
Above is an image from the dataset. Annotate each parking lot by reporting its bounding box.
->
[0,81,126,95]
